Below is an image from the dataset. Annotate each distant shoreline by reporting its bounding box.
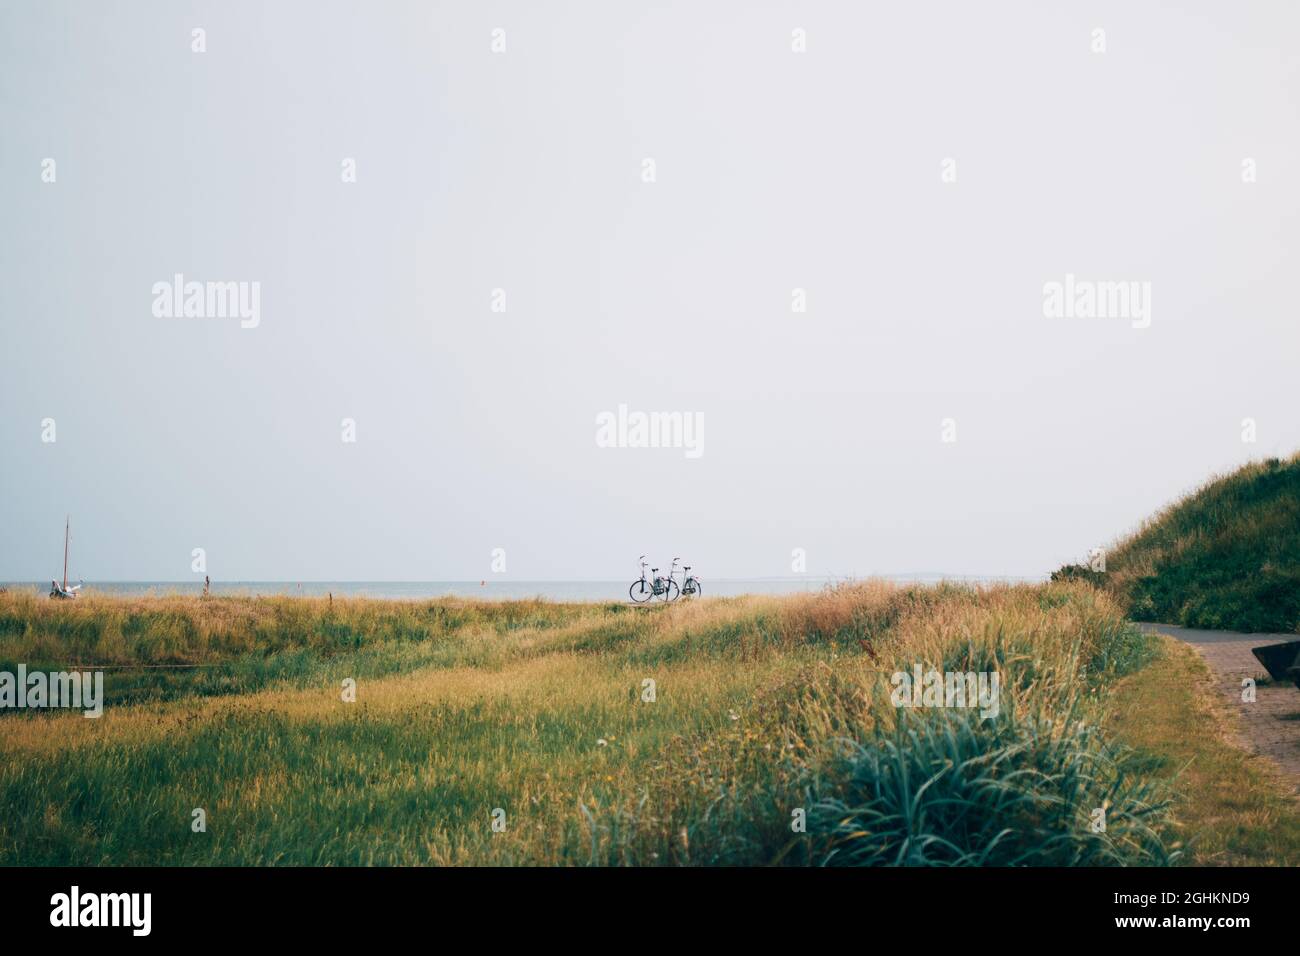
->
[1,575,1045,602]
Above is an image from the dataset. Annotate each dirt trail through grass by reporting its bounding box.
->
[1140,623,1300,788]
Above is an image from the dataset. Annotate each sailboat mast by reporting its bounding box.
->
[63,516,69,590]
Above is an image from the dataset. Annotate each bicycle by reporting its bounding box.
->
[680,565,702,598]
[629,556,654,603]
[628,556,679,603]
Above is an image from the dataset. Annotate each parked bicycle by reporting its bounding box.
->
[680,564,702,599]
[629,556,699,603]
[629,556,670,600]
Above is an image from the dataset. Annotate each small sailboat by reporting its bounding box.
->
[50,516,82,599]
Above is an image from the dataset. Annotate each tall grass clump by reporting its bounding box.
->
[806,693,1175,866]
[787,584,1175,866]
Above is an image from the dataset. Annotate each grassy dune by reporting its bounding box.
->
[0,582,1197,865]
[1059,452,1300,633]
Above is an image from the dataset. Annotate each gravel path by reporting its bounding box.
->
[1140,623,1300,788]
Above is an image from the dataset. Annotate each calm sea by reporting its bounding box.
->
[2,576,1038,602]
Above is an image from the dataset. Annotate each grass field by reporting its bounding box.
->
[0,582,1290,865]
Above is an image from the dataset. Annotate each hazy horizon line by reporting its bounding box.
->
[4,573,1046,584]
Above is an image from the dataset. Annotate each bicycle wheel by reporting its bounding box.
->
[659,579,680,602]
[629,580,652,604]
[685,579,701,598]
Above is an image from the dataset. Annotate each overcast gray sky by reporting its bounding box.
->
[2,1,1298,582]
